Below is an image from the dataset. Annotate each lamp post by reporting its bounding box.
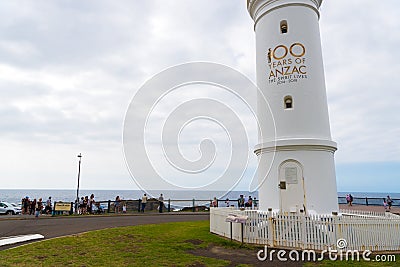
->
[75,153,82,214]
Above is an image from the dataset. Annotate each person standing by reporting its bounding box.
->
[244,195,249,207]
[22,197,29,215]
[238,195,245,208]
[253,197,258,209]
[346,194,350,205]
[122,202,127,213]
[89,194,95,214]
[79,197,85,215]
[211,197,217,207]
[248,196,253,208]
[346,194,353,206]
[225,198,230,207]
[45,196,52,214]
[35,198,43,218]
[158,194,164,213]
[30,199,36,215]
[141,193,148,212]
[386,195,393,210]
[114,196,121,213]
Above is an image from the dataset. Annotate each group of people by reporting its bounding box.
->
[346,193,395,210]
[78,194,97,214]
[345,194,354,206]
[210,195,258,208]
[140,193,164,213]
[384,195,393,210]
[113,193,164,213]
[238,195,257,208]
[21,196,52,217]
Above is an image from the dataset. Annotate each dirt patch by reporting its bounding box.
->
[185,239,204,245]
[189,245,305,267]
[186,262,207,267]
[34,255,47,260]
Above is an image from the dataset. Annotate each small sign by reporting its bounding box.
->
[225,214,248,224]
[285,167,298,184]
[54,202,72,211]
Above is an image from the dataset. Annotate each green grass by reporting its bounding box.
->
[0,221,243,267]
[0,220,398,266]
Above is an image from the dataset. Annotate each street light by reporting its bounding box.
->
[76,153,82,214]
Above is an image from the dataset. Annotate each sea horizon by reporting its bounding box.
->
[1,188,399,205]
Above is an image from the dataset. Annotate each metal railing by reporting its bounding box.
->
[338,196,399,206]
[51,196,398,215]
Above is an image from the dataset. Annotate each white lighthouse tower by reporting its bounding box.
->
[248,0,339,214]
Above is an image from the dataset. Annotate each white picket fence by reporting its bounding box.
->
[210,208,400,251]
[340,208,399,218]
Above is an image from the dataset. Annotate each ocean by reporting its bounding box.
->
[0,189,259,207]
[1,189,399,206]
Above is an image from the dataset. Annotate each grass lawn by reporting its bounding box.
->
[0,221,245,267]
[0,220,398,266]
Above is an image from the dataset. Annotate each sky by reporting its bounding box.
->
[0,0,399,193]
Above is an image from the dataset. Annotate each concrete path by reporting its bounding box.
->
[0,213,209,250]
[339,204,400,214]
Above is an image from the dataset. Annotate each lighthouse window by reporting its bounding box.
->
[284,96,293,109]
[280,20,288,34]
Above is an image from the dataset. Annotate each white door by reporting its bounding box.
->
[279,160,306,213]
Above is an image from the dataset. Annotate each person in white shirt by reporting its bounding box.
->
[141,193,148,212]
[158,194,164,213]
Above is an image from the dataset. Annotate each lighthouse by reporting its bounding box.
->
[248,0,339,214]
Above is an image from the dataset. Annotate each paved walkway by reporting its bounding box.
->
[0,213,209,250]
[339,204,400,214]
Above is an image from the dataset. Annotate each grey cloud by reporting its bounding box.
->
[0,1,152,69]
[0,0,398,189]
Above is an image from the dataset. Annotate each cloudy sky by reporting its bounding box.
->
[0,0,399,193]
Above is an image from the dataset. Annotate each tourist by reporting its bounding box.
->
[122,202,127,213]
[211,197,217,207]
[45,196,52,214]
[247,196,253,208]
[88,194,95,214]
[141,193,148,212]
[238,195,245,208]
[383,199,388,210]
[35,198,43,218]
[225,198,230,207]
[386,195,393,210]
[253,197,258,208]
[346,194,353,206]
[30,198,36,215]
[84,196,89,214]
[114,196,121,213]
[95,202,103,214]
[158,194,164,213]
[79,197,85,214]
[22,197,29,215]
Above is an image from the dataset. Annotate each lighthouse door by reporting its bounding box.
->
[279,160,306,213]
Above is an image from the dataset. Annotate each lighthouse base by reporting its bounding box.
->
[255,139,338,215]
